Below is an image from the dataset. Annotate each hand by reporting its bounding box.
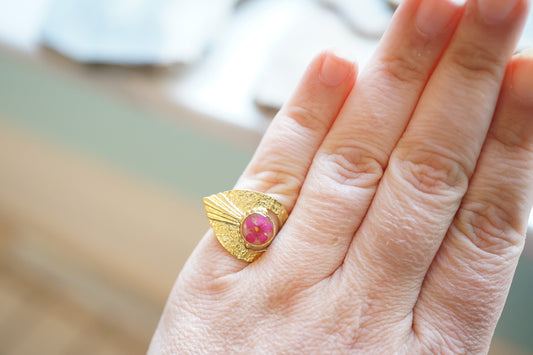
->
[149,0,533,353]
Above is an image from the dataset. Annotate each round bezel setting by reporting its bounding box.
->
[240,210,278,251]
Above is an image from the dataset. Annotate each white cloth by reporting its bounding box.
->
[40,0,238,64]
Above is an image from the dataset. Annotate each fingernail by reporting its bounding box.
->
[319,51,353,87]
[512,49,533,102]
[415,0,462,37]
[478,0,520,24]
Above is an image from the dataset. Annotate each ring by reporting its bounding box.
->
[203,190,288,262]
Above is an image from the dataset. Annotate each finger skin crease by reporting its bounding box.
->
[371,24,436,88]
[244,169,302,204]
[388,151,469,198]
[486,126,533,157]
[410,302,478,355]
[316,148,385,189]
[447,40,506,85]
[453,204,526,257]
[282,104,334,134]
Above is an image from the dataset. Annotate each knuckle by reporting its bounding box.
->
[391,149,468,196]
[317,145,385,189]
[376,49,427,86]
[455,203,525,255]
[448,39,505,83]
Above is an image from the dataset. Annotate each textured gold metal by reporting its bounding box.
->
[203,190,288,262]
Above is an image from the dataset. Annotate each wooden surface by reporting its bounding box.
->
[0,121,209,349]
[0,121,207,303]
[0,260,146,355]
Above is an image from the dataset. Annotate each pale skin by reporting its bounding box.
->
[149,0,533,353]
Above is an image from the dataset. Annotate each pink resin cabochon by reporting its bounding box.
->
[241,212,275,247]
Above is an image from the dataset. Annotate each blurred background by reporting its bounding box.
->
[0,0,532,354]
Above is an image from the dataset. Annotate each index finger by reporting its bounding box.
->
[191,52,357,275]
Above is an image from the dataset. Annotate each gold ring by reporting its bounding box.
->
[203,190,288,262]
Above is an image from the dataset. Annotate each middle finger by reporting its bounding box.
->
[265,0,464,280]
[346,0,529,318]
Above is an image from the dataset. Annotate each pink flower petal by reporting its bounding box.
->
[261,222,273,233]
[245,232,256,243]
[255,214,267,226]
[245,217,256,229]
[258,233,269,244]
